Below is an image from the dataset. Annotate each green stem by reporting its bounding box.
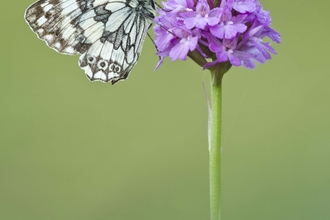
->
[209,68,223,220]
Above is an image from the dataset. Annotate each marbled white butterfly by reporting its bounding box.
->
[25,0,156,84]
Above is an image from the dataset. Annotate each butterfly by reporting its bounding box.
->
[24,0,156,84]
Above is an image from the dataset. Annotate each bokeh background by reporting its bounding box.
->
[1,0,329,219]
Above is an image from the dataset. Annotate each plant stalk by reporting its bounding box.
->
[209,68,223,220]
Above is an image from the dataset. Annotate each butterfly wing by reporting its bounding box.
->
[25,0,155,84]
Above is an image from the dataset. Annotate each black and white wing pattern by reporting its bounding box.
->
[25,0,156,84]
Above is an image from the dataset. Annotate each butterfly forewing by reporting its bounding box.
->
[25,0,156,84]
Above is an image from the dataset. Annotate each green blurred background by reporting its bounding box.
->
[1,1,329,219]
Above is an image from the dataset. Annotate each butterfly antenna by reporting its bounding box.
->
[146,32,162,63]
[155,2,172,12]
[155,2,163,9]
[147,33,156,47]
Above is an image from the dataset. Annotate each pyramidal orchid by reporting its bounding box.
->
[153,1,281,220]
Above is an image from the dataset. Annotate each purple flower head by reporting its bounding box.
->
[153,0,281,72]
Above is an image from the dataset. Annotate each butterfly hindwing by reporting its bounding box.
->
[25,0,156,84]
